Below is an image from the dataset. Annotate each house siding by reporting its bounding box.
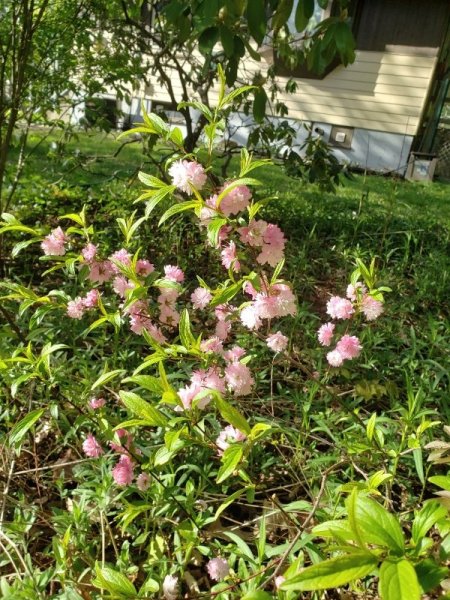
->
[241,50,437,137]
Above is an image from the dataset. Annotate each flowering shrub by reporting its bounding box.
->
[1,67,448,600]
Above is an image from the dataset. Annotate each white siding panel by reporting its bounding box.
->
[271,50,436,134]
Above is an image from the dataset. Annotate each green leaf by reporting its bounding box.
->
[220,25,234,57]
[10,409,44,446]
[415,559,449,594]
[210,280,243,307]
[295,0,315,32]
[207,217,227,247]
[281,551,378,591]
[351,494,405,554]
[411,501,447,545]
[158,201,199,226]
[429,475,450,490]
[119,391,168,427]
[366,412,377,442]
[179,309,195,349]
[215,395,251,435]
[122,375,162,394]
[216,445,243,483]
[272,0,294,30]
[241,592,273,600]
[246,0,266,44]
[93,563,137,597]
[311,520,356,543]
[91,369,126,391]
[198,26,219,55]
[253,88,267,123]
[177,101,213,122]
[379,559,420,600]
[215,488,246,519]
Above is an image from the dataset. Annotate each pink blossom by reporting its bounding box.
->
[113,276,135,298]
[67,297,85,319]
[201,367,226,394]
[158,288,179,306]
[217,225,232,246]
[346,282,367,301]
[225,361,254,396]
[254,283,297,319]
[219,183,251,216]
[326,349,344,367]
[191,287,212,309]
[89,397,106,410]
[136,472,151,491]
[136,259,154,276]
[267,331,288,353]
[88,260,114,284]
[110,429,134,454]
[82,434,103,458]
[109,249,131,273]
[221,241,240,272]
[243,281,258,298]
[178,382,205,410]
[264,223,285,246]
[159,305,180,327]
[335,335,362,360]
[169,159,207,194]
[240,304,262,330]
[216,425,247,455]
[326,296,354,320]
[215,319,232,340]
[81,243,97,263]
[275,576,286,589]
[223,345,246,363]
[317,322,335,347]
[162,575,178,600]
[83,289,99,308]
[164,265,185,283]
[41,227,67,256]
[207,557,230,581]
[257,243,285,268]
[200,336,223,354]
[361,295,384,321]
[238,219,267,247]
[112,455,134,486]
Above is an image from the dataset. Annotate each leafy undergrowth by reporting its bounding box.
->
[1,128,450,599]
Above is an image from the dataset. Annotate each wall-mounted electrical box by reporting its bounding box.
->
[329,125,354,149]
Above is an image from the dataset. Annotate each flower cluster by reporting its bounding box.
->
[318,281,384,367]
[41,227,68,256]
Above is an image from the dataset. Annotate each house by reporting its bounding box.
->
[89,0,450,177]
[250,0,450,176]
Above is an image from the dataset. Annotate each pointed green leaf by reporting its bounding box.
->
[379,559,420,600]
[281,551,378,591]
[119,391,167,427]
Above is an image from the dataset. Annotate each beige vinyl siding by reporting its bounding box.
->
[141,49,436,137]
[274,50,437,136]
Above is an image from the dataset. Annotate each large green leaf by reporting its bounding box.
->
[93,564,137,597]
[215,395,251,435]
[281,551,378,591]
[10,409,44,446]
[119,391,167,427]
[352,494,404,554]
[216,444,243,483]
[411,500,447,545]
[379,559,420,600]
[295,0,315,32]
[246,0,266,44]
